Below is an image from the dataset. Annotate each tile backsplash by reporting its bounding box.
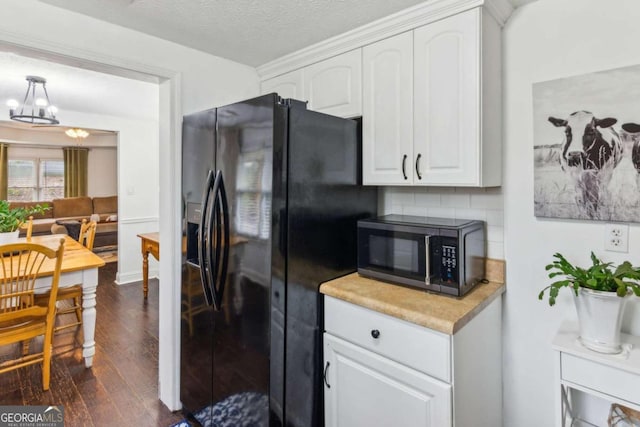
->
[378,186,504,259]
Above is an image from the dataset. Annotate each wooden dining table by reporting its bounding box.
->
[0,234,106,368]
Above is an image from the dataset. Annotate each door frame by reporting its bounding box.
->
[0,35,184,410]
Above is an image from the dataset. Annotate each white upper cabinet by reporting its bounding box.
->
[304,49,362,118]
[412,7,501,186]
[258,2,505,187]
[414,8,480,186]
[260,50,362,118]
[260,69,303,100]
[361,7,502,186]
[362,32,414,185]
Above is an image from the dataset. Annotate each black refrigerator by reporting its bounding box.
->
[180,94,378,427]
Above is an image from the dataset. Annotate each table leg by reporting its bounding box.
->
[81,268,99,368]
[142,250,149,299]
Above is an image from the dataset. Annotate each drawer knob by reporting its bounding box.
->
[371,329,380,339]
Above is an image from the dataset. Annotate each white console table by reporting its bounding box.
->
[552,320,640,426]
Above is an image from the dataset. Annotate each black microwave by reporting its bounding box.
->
[357,215,486,297]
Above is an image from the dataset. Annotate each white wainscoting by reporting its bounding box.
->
[115,216,160,285]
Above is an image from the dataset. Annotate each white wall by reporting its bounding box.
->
[380,187,504,259]
[87,148,117,196]
[503,1,640,425]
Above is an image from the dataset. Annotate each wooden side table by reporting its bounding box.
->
[552,320,640,426]
[136,232,187,298]
[137,232,160,298]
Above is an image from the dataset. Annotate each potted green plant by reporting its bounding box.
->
[539,252,640,354]
[0,200,50,243]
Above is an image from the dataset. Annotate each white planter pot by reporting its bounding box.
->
[573,287,629,354]
[0,230,20,245]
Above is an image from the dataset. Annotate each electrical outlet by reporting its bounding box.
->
[604,223,629,253]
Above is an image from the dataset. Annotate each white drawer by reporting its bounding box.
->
[324,296,451,382]
[561,353,640,406]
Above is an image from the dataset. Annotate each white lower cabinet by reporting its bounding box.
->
[324,333,451,427]
[323,295,502,427]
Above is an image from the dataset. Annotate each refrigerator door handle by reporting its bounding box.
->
[208,171,229,310]
[207,170,223,308]
[198,169,215,306]
[215,172,230,310]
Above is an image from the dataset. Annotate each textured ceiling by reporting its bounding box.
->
[36,0,537,67]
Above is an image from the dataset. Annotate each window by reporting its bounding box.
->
[8,159,64,202]
[39,160,64,200]
[8,160,35,201]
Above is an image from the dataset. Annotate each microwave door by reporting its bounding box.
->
[358,228,429,288]
[424,235,431,285]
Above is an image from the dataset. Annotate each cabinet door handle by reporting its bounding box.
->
[402,155,408,180]
[371,329,380,339]
[323,361,331,388]
[415,154,422,180]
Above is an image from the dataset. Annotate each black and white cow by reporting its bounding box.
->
[621,122,640,175]
[548,111,623,218]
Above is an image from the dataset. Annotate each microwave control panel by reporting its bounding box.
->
[439,240,458,284]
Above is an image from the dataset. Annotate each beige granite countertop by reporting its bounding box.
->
[320,259,506,335]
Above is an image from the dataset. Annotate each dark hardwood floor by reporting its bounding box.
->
[0,261,184,427]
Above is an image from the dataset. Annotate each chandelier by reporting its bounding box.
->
[65,128,90,139]
[6,76,59,125]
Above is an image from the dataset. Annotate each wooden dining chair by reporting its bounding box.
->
[36,221,97,334]
[19,216,34,241]
[78,220,97,251]
[0,239,65,391]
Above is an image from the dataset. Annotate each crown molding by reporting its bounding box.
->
[483,0,514,26]
[257,0,513,80]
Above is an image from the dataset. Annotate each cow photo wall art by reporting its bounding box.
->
[533,64,640,222]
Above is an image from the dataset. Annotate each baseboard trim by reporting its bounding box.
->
[116,269,159,285]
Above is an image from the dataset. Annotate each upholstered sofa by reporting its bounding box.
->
[11,196,118,248]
